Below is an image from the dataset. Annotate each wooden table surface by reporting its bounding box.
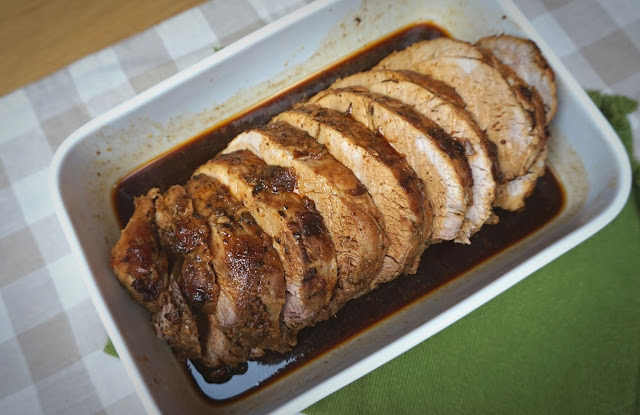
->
[0,0,206,96]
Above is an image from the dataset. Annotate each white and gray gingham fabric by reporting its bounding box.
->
[1,0,638,413]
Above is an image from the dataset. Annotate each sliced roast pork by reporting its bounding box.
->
[185,174,288,356]
[376,39,544,182]
[274,104,430,283]
[495,147,548,211]
[195,150,338,331]
[310,87,473,243]
[374,36,544,126]
[332,69,497,238]
[374,36,549,211]
[378,37,484,65]
[110,32,560,380]
[476,35,557,123]
[223,122,388,316]
[111,187,208,361]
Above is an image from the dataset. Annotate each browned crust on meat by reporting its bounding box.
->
[195,150,338,333]
[347,88,471,178]
[110,189,169,311]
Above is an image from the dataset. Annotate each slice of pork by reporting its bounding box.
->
[480,49,547,145]
[195,150,338,332]
[223,122,388,317]
[495,147,547,211]
[310,87,473,243]
[376,40,544,181]
[185,174,289,356]
[476,35,557,123]
[378,37,484,65]
[333,69,497,238]
[274,104,430,283]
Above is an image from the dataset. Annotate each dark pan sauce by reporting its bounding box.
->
[112,23,565,404]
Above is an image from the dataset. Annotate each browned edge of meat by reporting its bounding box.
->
[375,38,543,181]
[476,35,557,123]
[110,187,211,365]
[274,104,430,284]
[110,188,169,312]
[402,37,548,211]
[152,275,202,361]
[332,69,498,240]
[480,48,547,143]
[309,86,473,243]
[154,185,218,313]
[195,150,338,333]
[223,122,388,317]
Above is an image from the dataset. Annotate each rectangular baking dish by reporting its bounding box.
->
[50,0,631,413]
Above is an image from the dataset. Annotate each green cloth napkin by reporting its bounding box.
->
[306,93,640,414]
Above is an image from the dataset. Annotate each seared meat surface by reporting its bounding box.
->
[195,150,338,332]
[332,69,497,240]
[110,33,556,381]
[153,185,218,313]
[152,275,202,360]
[375,38,545,182]
[185,175,289,357]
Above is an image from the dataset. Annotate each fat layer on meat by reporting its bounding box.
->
[476,35,557,123]
[195,150,338,332]
[223,122,388,317]
[332,69,497,240]
[310,87,473,243]
[274,104,430,283]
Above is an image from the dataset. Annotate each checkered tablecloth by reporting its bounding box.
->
[1,0,638,413]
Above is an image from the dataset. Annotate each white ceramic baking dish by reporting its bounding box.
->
[50,0,631,413]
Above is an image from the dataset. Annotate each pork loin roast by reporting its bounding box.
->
[110,33,556,381]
